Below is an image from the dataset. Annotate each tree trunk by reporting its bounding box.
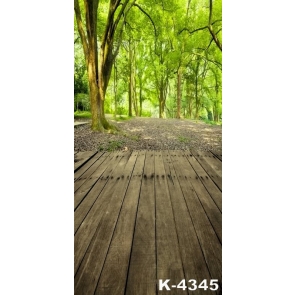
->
[207,109,213,121]
[89,82,101,130]
[97,56,113,130]
[176,68,182,119]
[139,79,143,117]
[159,101,165,118]
[113,62,117,118]
[87,42,103,130]
[195,73,201,120]
[132,59,138,116]
[128,39,133,117]
[133,75,138,116]
[132,43,138,116]
[194,59,201,120]
[214,113,219,122]
[159,80,164,118]
[186,81,192,119]
[158,75,168,118]
[186,87,193,119]
[128,80,132,117]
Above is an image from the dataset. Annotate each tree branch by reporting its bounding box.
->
[74,36,80,44]
[101,0,127,62]
[186,0,192,18]
[133,4,157,37]
[205,56,222,70]
[179,25,208,35]
[112,5,134,59]
[207,38,214,50]
[215,28,222,36]
[208,28,222,50]
[209,0,213,25]
[74,0,88,63]
[191,52,222,70]
[212,19,222,26]
[208,26,222,51]
[112,0,131,37]
[112,0,138,57]
[125,21,136,30]
[208,0,222,51]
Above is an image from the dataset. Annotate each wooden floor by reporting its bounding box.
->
[74,150,222,295]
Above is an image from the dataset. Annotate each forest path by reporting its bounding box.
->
[74,117,222,153]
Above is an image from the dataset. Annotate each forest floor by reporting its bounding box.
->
[74,116,222,152]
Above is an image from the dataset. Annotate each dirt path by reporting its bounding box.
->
[74,117,222,152]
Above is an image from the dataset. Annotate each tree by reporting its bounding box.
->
[74,0,135,131]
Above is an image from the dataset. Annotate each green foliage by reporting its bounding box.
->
[74,110,92,119]
[123,132,140,141]
[104,98,112,114]
[74,38,88,95]
[140,109,152,117]
[113,115,130,121]
[98,140,125,152]
[201,118,222,126]
[178,136,190,143]
[74,62,88,95]
[74,93,90,111]
[199,108,208,119]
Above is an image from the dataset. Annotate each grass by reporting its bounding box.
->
[112,115,131,121]
[98,140,125,152]
[201,118,222,126]
[74,110,92,119]
[96,130,139,152]
[178,136,190,143]
[123,132,140,141]
[129,135,140,141]
[74,112,133,122]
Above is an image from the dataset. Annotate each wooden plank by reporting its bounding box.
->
[169,151,221,243]
[210,150,222,161]
[74,121,89,127]
[125,150,157,295]
[74,152,114,195]
[154,151,187,295]
[74,151,139,295]
[190,149,222,191]
[125,283,156,295]
[74,153,127,237]
[74,152,108,193]
[95,151,146,295]
[74,151,131,271]
[169,150,222,285]
[184,151,222,212]
[74,151,105,182]
[196,150,221,178]
[74,151,97,172]
[74,152,124,233]
[162,151,218,295]
[74,152,130,239]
